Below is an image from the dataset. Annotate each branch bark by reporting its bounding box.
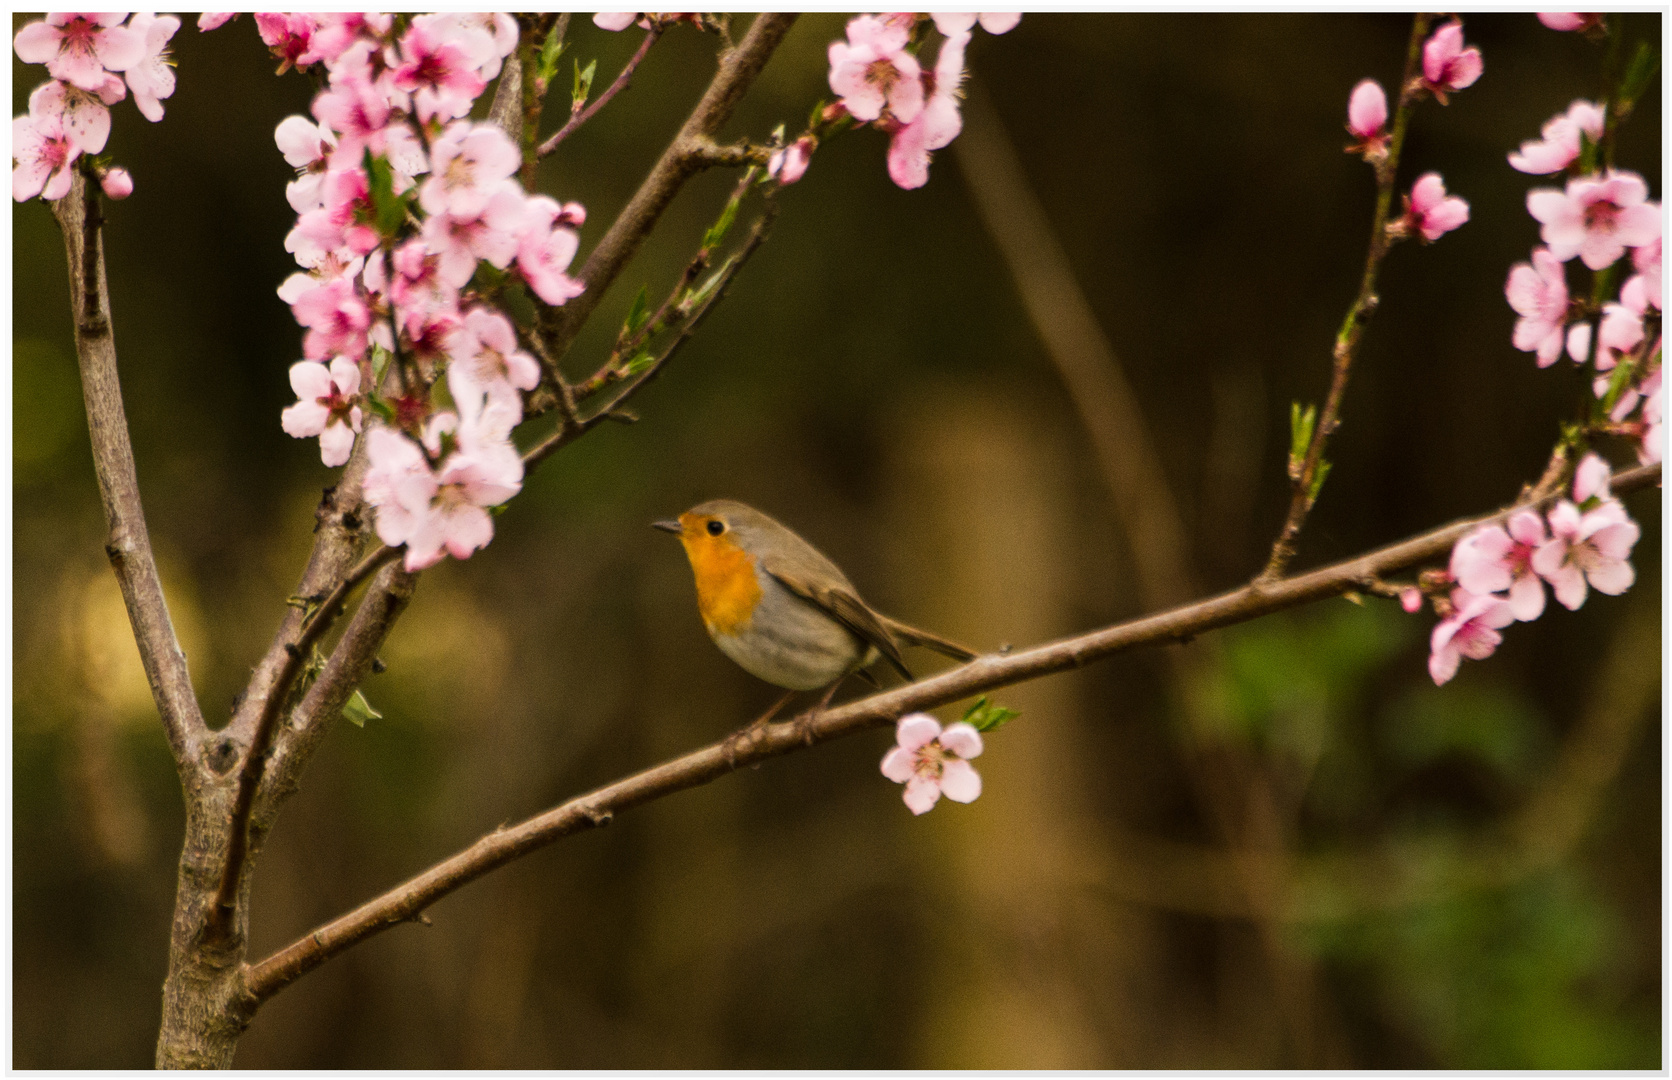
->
[52,170,208,776]
[242,460,1661,1002]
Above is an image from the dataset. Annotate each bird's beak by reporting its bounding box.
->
[651,519,684,535]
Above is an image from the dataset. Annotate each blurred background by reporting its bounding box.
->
[12,12,1662,1069]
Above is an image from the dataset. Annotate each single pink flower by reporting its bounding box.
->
[1401,172,1469,242]
[1527,170,1662,271]
[419,181,526,288]
[515,195,587,306]
[1420,19,1482,103]
[1449,510,1549,621]
[291,276,372,361]
[1345,79,1388,160]
[197,13,236,32]
[768,135,816,185]
[1508,99,1605,175]
[14,14,145,92]
[276,115,338,213]
[886,27,968,190]
[827,14,925,125]
[1538,13,1603,32]
[1505,248,1569,366]
[365,413,522,572]
[123,12,180,122]
[1428,589,1516,685]
[100,166,133,200]
[387,238,459,319]
[880,713,984,814]
[12,112,81,202]
[932,13,1021,35]
[1532,498,1639,609]
[276,251,365,306]
[413,13,518,80]
[281,357,363,467]
[312,59,395,167]
[29,76,124,156]
[593,12,641,32]
[1567,281,1648,370]
[421,121,521,221]
[393,20,487,124]
[446,307,541,417]
[255,12,320,73]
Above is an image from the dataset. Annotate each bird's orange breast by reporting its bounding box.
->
[682,534,763,637]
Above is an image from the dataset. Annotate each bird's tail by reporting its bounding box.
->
[878,615,978,663]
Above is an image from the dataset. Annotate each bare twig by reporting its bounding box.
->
[52,170,208,777]
[537,26,662,158]
[1261,13,1433,580]
[242,460,1660,1002]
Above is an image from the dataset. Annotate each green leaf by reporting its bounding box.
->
[1289,401,1317,472]
[702,191,742,252]
[343,689,382,728]
[1308,457,1333,502]
[622,350,655,377]
[369,343,390,385]
[572,58,597,109]
[961,695,1019,733]
[364,393,396,423]
[537,28,567,85]
[362,148,407,236]
[1619,41,1659,110]
[681,260,732,313]
[624,284,650,336]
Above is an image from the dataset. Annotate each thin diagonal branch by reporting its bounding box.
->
[537,26,662,158]
[536,12,797,368]
[52,169,208,778]
[1261,12,1433,580]
[241,459,1660,1002]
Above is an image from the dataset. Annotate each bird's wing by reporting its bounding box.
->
[764,564,914,682]
[875,613,978,662]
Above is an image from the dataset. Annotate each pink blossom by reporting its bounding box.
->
[1532,498,1639,609]
[515,196,587,306]
[446,307,541,416]
[419,181,526,288]
[1420,19,1482,102]
[1449,510,1549,621]
[1508,99,1605,175]
[932,13,1021,35]
[276,115,337,213]
[123,13,179,121]
[291,277,372,361]
[365,417,522,572]
[593,13,641,32]
[1505,248,1569,366]
[768,136,815,185]
[12,112,80,202]
[1539,13,1603,32]
[29,76,124,156]
[879,713,983,814]
[1399,588,1423,613]
[1428,589,1516,685]
[312,59,395,167]
[100,166,133,199]
[1402,172,1469,242]
[1345,79,1387,155]
[420,121,521,221]
[308,13,392,67]
[827,14,925,125]
[197,13,236,32]
[414,13,518,80]
[14,14,144,92]
[393,20,487,123]
[1630,236,1661,308]
[387,238,458,319]
[281,357,363,467]
[887,27,968,190]
[255,13,321,73]
[1572,451,1612,503]
[1527,170,1662,271]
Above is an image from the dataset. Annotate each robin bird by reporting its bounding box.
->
[654,499,977,735]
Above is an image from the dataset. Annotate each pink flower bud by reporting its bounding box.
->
[100,167,133,200]
[1538,12,1602,32]
[1400,588,1423,613]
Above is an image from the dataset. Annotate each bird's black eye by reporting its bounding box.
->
[706,519,725,536]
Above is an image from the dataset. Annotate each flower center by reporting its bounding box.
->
[1584,200,1621,232]
[865,57,901,92]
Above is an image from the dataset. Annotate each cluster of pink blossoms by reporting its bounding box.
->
[12,12,180,202]
[1343,19,1480,243]
[1426,453,1640,685]
[221,12,587,571]
[1502,32,1661,465]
